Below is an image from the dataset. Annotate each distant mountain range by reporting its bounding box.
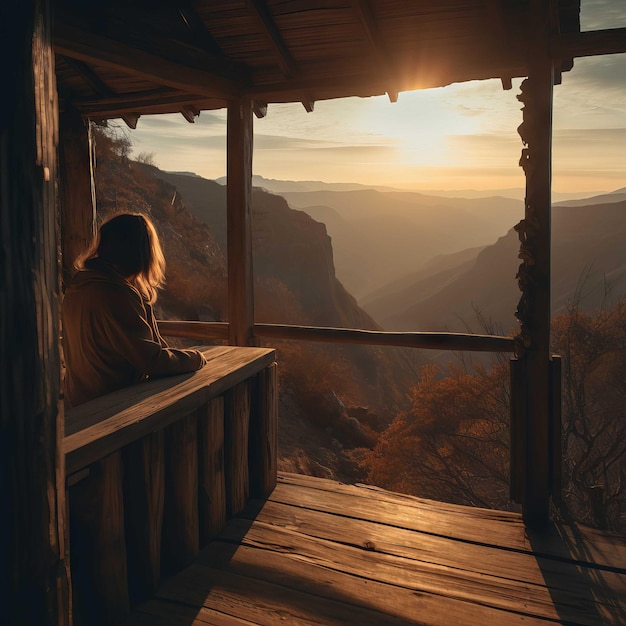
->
[171,172,626,336]
[211,174,603,203]
[364,199,626,334]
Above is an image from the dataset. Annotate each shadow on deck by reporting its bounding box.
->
[124,472,626,626]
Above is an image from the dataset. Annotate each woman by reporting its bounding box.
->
[62,212,206,407]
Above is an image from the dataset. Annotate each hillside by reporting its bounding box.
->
[94,134,417,482]
[368,200,626,334]
[280,188,523,299]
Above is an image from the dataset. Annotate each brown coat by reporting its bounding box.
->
[62,259,204,407]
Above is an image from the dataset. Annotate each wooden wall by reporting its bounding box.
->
[0,0,69,624]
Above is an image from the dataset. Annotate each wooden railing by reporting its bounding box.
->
[64,346,277,625]
[157,320,516,353]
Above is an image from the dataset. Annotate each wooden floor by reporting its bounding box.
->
[125,472,626,626]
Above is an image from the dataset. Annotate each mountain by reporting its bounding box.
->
[216,176,602,203]
[279,188,523,299]
[109,161,418,483]
[370,200,626,335]
[553,187,626,207]
[215,175,405,194]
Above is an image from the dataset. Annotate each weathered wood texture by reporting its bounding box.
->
[124,472,626,626]
[515,1,554,528]
[225,381,251,517]
[198,397,227,542]
[59,109,95,286]
[163,412,200,572]
[64,346,275,474]
[123,431,165,601]
[65,347,277,624]
[227,99,256,347]
[0,2,69,624]
[70,451,129,626]
[158,320,516,352]
[249,363,278,498]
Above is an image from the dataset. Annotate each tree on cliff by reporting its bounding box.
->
[362,298,626,532]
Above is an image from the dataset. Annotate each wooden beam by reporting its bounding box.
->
[157,320,516,353]
[555,28,626,59]
[1,1,69,623]
[351,0,399,102]
[54,22,242,98]
[253,100,268,119]
[515,0,554,530]
[227,99,256,347]
[247,0,299,78]
[180,105,200,123]
[59,110,96,287]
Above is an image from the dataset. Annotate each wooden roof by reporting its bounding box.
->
[53,0,582,124]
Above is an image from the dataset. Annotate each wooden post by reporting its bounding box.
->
[123,431,164,602]
[249,363,278,498]
[514,0,555,528]
[225,380,251,516]
[198,397,227,542]
[59,110,96,287]
[0,1,70,624]
[69,452,129,626]
[227,98,256,346]
[163,412,200,572]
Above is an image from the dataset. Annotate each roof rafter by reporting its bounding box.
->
[246,0,299,79]
[54,22,243,99]
[351,0,398,103]
[60,57,140,129]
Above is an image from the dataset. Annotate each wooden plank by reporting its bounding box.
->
[158,320,229,341]
[272,474,626,571]
[163,412,199,573]
[123,430,164,602]
[225,381,251,517]
[0,3,69,623]
[198,397,227,542]
[254,323,515,352]
[64,346,275,473]
[240,501,626,600]
[125,598,258,625]
[249,363,278,498]
[70,451,129,625]
[271,474,528,551]
[227,99,256,347]
[217,516,624,624]
[157,560,558,626]
[555,28,626,59]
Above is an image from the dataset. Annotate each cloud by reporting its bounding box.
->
[581,0,626,30]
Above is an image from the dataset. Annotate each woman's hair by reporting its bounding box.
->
[76,213,166,303]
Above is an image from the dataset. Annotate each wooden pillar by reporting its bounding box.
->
[249,363,278,498]
[59,110,96,286]
[123,431,164,602]
[514,0,555,529]
[0,1,70,624]
[227,98,256,346]
[225,380,251,516]
[198,397,227,542]
[163,413,200,572]
[69,452,129,626]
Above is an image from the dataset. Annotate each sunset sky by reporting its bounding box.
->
[128,1,625,195]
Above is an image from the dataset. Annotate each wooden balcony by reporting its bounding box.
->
[64,346,277,626]
[119,472,626,626]
[62,343,626,626]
